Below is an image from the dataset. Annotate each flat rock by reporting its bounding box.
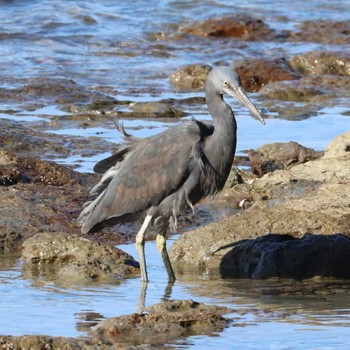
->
[220,233,350,279]
[22,232,139,285]
[93,299,231,346]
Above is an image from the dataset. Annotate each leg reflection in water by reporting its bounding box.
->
[138,281,175,313]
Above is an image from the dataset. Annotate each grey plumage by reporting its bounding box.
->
[77,66,265,283]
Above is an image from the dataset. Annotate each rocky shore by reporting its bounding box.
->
[1,13,350,349]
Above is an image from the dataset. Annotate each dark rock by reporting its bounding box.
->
[236,58,299,92]
[22,232,139,285]
[93,299,231,346]
[248,141,323,176]
[181,15,273,41]
[220,234,350,279]
[169,64,212,91]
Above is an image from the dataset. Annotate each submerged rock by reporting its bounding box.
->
[93,299,231,346]
[22,232,139,285]
[220,233,350,279]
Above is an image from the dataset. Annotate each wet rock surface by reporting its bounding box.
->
[0,300,231,349]
[93,299,231,346]
[22,232,139,285]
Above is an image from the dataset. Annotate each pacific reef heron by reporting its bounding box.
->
[78,66,265,283]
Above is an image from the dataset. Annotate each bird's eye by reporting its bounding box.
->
[223,81,229,86]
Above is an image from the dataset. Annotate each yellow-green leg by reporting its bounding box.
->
[156,233,176,282]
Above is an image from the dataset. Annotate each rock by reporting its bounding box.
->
[0,77,118,113]
[171,132,350,275]
[0,150,82,186]
[93,299,231,346]
[0,226,23,254]
[0,119,113,162]
[290,20,350,45]
[256,151,350,185]
[235,58,299,92]
[0,300,231,349]
[220,233,350,279]
[180,15,273,41]
[127,101,186,118]
[22,232,139,285]
[169,206,350,273]
[290,51,350,76]
[260,79,325,102]
[324,131,350,158]
[169,64,212,91]
[248,141,323,176]
[0,336,96,350]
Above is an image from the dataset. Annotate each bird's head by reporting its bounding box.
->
[208,66,265,124]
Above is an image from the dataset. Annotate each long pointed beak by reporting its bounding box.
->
[228,86,265,124]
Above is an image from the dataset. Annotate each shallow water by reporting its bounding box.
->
[1,238,350,349]
[1,0,350,347]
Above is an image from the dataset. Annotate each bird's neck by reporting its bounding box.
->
[204,90,237,176]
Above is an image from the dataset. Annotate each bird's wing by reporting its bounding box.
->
[79,121,210,233]
[93,145,131,174]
